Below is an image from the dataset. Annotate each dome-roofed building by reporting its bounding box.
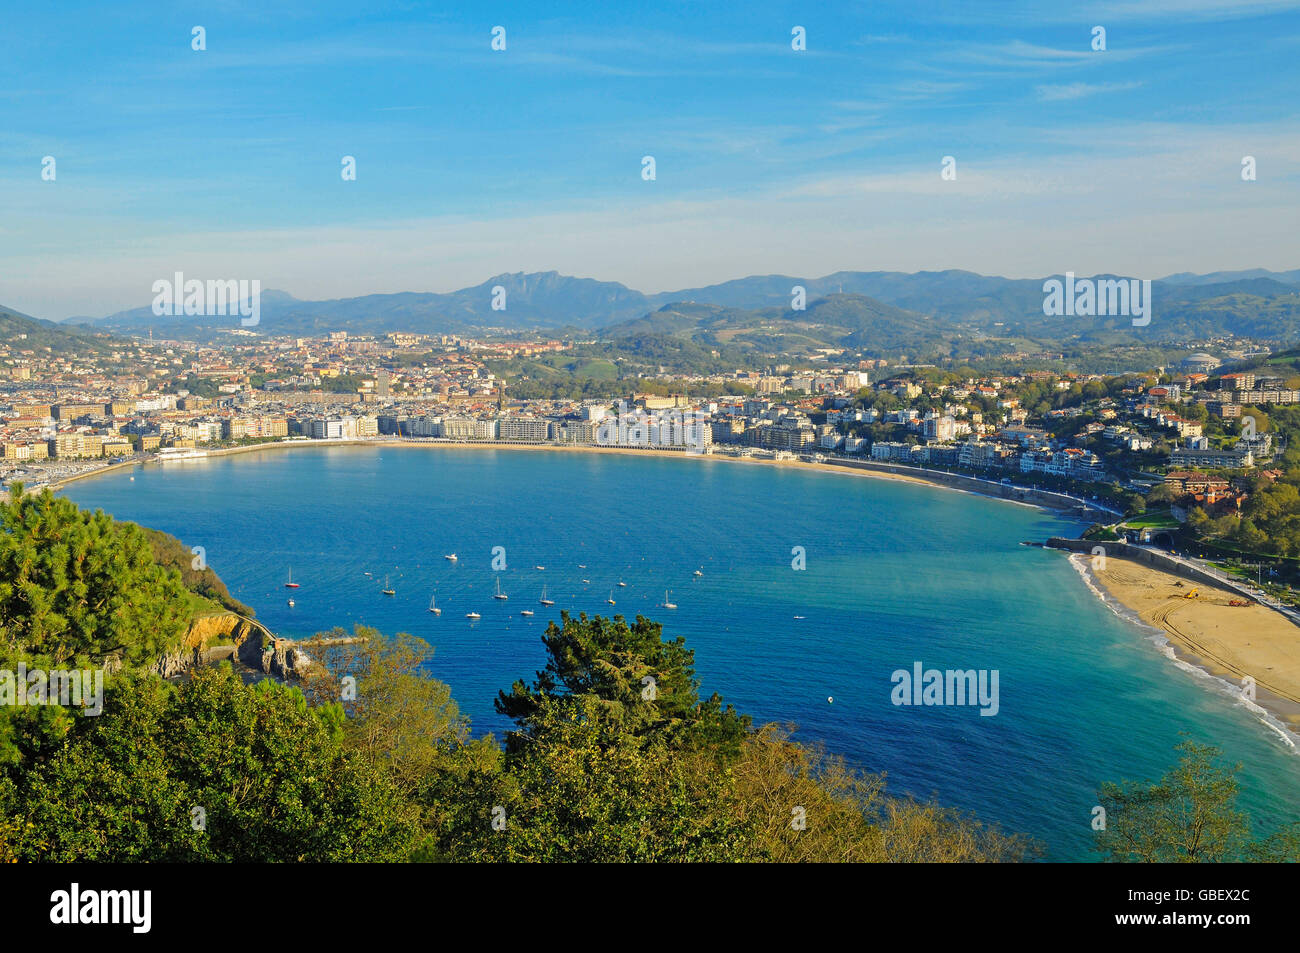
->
[1182,352,1220,374]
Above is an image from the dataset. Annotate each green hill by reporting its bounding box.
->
[0,304,116,353]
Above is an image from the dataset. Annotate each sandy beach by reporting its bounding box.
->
[1089,555,1300,730]
[46,437,1100,518]
[46,437,1297,736]
[44,439,941,491]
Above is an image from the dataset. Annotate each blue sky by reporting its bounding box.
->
[2,0,1298,319]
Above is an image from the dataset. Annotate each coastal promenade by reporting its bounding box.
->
[37,436,1123,527]
[1050,537,1300,627]
[820,457,1122,520]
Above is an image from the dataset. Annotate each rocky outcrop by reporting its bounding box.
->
[153,612,272,679]
[151,614,364,681]
[260,638,313,679]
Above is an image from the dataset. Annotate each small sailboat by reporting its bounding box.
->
[520,609,534,617]
[581,578,590,584]
[466,611,481,620]
[607,589,616,606]
[534,565,545,570]
[444,553,457,562]
[617,579,627,588]
[493,577,508,601]
[284,567,300,589]
[539,585,554,607]
[578,564,587,569]
[382,575,396,596]
[693,569,703,577]
[428,592,441,616]
[287,597,295,607]
[660,590,677,610]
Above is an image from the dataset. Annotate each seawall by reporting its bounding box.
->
[1047,538,1257,599]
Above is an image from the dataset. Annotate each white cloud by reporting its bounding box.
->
[954,39,1162,68]
[5,122,1298,320]
[1087,0,1300,20]
[1035,81,1143,101]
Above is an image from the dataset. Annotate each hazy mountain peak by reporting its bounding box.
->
[49,266,1300,344]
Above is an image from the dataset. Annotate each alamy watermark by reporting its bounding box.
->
[151,272,261,326]
[50,883,150,933]
[891,662,999,716]
[1042,272,1151,327]
[595,400,710,453]
[0,663,104,715]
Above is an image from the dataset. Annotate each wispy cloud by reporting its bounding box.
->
[8,118,1297,319]
[851,33,913,45]
[1087,0,1300,20]
[955,39,1164,68]
[1035,81,1143,101]
[5,0,1298,320]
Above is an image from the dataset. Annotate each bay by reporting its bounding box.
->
[61,444,1300,860]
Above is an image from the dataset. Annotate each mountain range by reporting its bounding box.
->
[0,305,114,355]
[6,268,1300,358]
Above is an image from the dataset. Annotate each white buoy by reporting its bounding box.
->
[827,697,833,704]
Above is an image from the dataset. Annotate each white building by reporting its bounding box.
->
[308,418,345,440]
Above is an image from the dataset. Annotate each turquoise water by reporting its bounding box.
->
[62,445,1300,860]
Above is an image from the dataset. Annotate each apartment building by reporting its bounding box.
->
[47,432,104,459]
[1,441,49,461]
[555,421,598,444]
[10,404,51,418]
[1168,445,1254,469]
[498,416,551,442]
[53,403,104,421]
[440,417,477,440]
[752,422,814,451]
[223,416,290,439]
[308,418,346,440]
[922,415,959,442]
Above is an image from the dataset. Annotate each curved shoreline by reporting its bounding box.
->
[52,436,1298,752]
[1070,551,1300,745]
[48,437,1105,521]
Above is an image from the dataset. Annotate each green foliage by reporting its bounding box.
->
[1180,404,1300,567]
[319,373,364,393]
[0,306,113,355]
[0,485,192,669]
[1145,483,1176,506]
[439,695,753,862]
[164,374,222,398]
[135,524,254,616]
[2,666,418,861]
[495,611,749,756]
[16,490,1283,865]
[1095,738,1300,862]
[431,610,1031,862]
[301,626,468,795]
[730,724,1036,862]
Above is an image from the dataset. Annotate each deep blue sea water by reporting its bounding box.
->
[61,445,1300,859]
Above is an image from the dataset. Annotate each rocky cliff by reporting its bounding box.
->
[153,612,288,678]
